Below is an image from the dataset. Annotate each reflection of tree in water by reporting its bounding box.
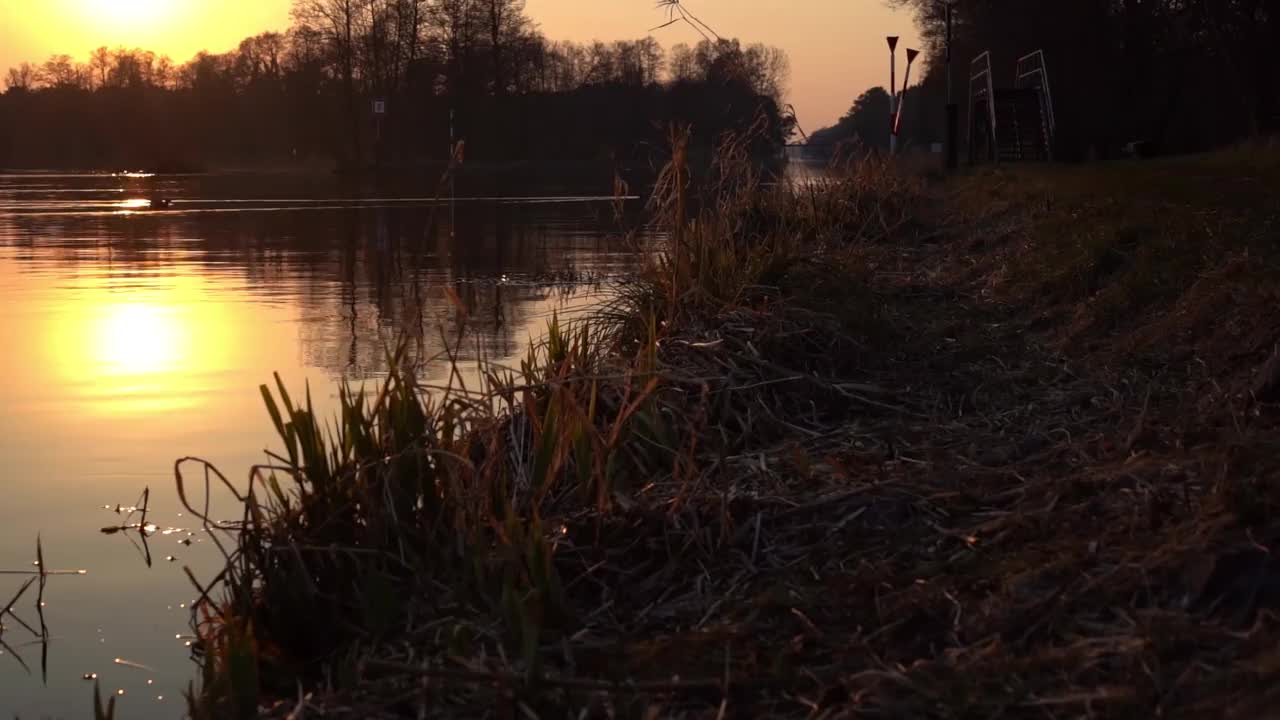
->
[3,199,638,380]
[294,202,629,379]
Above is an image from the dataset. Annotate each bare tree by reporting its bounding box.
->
[293,0,365,162]
[152,56,177,90]
[107,49,156,89]
[668,43,697,83]
[392,0,427,89]
[235,33,287,84]
[0,0,799,169]
[480,0,527,94]
[4,63,40,92]
[90,47,112,89]
[743,43,789,102]
[40,55,82,89]
[427,0,481,97]
[356,0,426,95]
[668,39,789,101]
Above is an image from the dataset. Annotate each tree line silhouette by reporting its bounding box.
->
[0,0,792,179]
[813,0,1279,160]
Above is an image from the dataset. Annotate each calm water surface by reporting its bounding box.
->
[0,172,640,718]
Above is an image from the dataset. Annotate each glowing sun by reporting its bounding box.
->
[91,302,188,377]
[83,0,177,31]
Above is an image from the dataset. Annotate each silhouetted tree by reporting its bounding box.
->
[0,3,793,176]
[809,86,892,152]
[481,0,527,95]
[89,47,112,89]
[40,55,82,89]
[4,63,39,92]
[293,0,363,164]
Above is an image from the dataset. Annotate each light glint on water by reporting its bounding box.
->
[37,272,237,416]
[0,171,637,720]
[92,303,186,377]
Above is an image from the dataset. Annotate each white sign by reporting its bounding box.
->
[373,99,387,115]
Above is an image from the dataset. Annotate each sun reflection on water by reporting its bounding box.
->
[44,271,233,416]
[91,302,187,376]
[116,198,151,210]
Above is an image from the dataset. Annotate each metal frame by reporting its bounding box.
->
[968,51,997,163]
[1015,50,1056,157]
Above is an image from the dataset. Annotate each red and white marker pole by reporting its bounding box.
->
[887,36,899,154]
[894,48,920,140]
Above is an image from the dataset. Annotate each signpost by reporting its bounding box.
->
[887,36,899,154]
[894,48,920,139]
[373,98,387,168]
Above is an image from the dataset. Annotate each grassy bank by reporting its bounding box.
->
[178,140,1280,719]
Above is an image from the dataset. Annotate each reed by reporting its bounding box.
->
[53,135,1270,719]
[178,128,932,718]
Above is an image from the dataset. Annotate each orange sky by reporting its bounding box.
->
[0,0,920,130]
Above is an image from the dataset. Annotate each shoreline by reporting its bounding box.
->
[182,143,1280,719]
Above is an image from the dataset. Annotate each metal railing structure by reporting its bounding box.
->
[968,51,998,163]
[968,49,1057,164]
[1015,50,1057,160]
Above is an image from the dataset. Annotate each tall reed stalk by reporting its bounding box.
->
[180,125,919,717]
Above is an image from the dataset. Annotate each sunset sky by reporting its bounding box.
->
[0,0,921,130]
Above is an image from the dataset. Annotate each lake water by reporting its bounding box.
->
[0,172,640,719]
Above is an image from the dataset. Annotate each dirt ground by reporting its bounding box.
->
[264,150,1280,719]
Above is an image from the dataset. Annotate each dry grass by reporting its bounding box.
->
[178,141,1280,719]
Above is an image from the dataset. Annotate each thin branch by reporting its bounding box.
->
[653,0,721,42]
